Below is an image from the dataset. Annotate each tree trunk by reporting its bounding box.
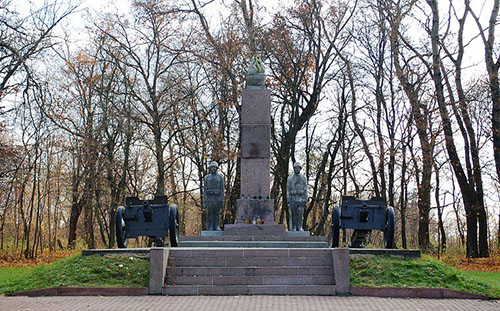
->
[400,134,409,249]
[67,156,82,248]
[429,0,487,257]
[389,3,433,252]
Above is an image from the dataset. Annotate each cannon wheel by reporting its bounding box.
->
[169,204,180,247]
[332,205,341,248]
[384,206,395,249]
[116,206,128,248]
[152,238,165,247]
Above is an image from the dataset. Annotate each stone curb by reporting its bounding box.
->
[351,287,493,300]
[12,287,148,297]
[12,286,494,299]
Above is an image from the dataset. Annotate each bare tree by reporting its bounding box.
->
[0,0,77,105]
[265,0,356,227]
[382,0,437,251]
[101,1,191,197]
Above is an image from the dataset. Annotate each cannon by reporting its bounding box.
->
[331,196,394,249]
[116,196,179,248]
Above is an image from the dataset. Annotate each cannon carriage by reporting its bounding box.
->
[115,196,179,248]
[331,196,395,249]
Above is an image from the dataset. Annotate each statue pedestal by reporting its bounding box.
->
[223,198,286,236]
[234,198,274,224]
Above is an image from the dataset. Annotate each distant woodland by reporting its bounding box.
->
[0,0,499,258]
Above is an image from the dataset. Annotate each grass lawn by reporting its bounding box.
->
[461,270,500,293]
[0,254,149,295]
[2,251,500,298]
[350,255,500,298]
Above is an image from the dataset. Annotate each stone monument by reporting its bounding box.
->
[203,161,224,231]
[224,56,284,235]
[287,162,307,231]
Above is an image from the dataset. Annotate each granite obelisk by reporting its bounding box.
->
[227,56,279,233]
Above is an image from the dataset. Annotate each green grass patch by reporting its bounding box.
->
[460,270,500,297]
[350,255,500,298]
[0,254,149,295]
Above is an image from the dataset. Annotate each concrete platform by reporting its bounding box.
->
[82,248,150,256]
[201,231,224,236]
[348,248,421,258]
[81,247,420,258]
[178,241,329,248]
[224,223,285,236]
[181,235,327,241]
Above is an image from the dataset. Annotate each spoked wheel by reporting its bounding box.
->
[169,204,180,247]
[332,205,341,248]
[384,206,395,249]
[116,206,128,248]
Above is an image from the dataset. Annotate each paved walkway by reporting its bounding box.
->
[0,296,498,311]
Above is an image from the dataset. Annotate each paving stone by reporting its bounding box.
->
[249,285,287,295]
[162,285,198,295]
[2,296,498,310]
[285,285,336,295]
[197,285,251,296]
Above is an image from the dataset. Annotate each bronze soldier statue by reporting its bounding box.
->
[287,162,307,231]
[203,161,224,231]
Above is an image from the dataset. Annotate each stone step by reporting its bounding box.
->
[177,241,328,248]
[168,256,332,267]
[224,224,285,235]
[169,247,332,259]
[166,275,334,286]
[180,235,327,242]
[162,284,337,296]
[166,266,333,277]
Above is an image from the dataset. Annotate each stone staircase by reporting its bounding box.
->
[178,235,330,248]
[161,248,343,295]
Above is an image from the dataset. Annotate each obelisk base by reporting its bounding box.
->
[235,198,274,224]
[223,198,284,235]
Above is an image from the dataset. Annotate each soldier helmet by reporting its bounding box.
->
[209,161,219,168]
[293,162,302,168]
